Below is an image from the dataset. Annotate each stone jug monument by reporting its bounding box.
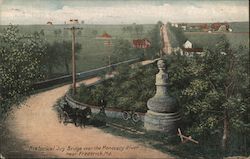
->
[144,59,181,134]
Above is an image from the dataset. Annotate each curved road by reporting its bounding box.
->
[6,65,173,158]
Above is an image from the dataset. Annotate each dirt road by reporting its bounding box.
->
[161,24,172,55]
[6,75,173,158]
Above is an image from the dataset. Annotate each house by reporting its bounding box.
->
[104,40,112,47]
[171,23,179,28]
[96,32,113,46]
[179,23,187,30]
[211,23,229,31]
[218,25,228,32]
[179,40,204,56]
[200,24,209,32]
[181,25,187,30]
[183,40,192,48]
[47,21,53,25]
[132,39,151,49]
[96,32,112,39]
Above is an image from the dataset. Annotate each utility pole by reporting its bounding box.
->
[108,55,111,66]
[64,19,82,95]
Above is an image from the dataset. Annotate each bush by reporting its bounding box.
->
[74,63,157,112]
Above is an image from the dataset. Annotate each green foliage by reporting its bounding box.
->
[146,21,163,59]
[75,63,157,112]
[184,33,249,49]
[43,41,81,77]
[39,29,45,36]
[111,39,142,63]
[54,29,62,37]
[167,22,187,48]
[0,25,47,118]
[165,36,249,152]
[134,25,144,37]
[0,24,154,75]
[74,84,91,103]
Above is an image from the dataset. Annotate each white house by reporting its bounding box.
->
[183,40,192,48]
[181,25,187,30]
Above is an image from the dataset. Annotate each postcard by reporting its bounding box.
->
[0,0,249,158]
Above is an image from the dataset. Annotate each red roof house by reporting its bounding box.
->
[132,39,151,49]
[98,32,112,39]
[211,23,229,31]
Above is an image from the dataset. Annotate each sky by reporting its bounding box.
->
[0,0,249,25]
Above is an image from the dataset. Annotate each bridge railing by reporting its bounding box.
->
[32,58,140,90]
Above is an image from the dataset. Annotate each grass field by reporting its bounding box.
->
[182,21,249,49]
[0,24,154,74]
[229,22,249,32]
[184,32,249,49]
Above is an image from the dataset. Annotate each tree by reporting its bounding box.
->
[39,29,45,36]
[56,41,81,74]
[127,26,133,34]
[111,39,134,62]
[134,25,144,37]
[167,22,187,48]
[147,21,163,59]
[43,42,61,77]
[54,29,62,37]
[33,31,39,37]
[0,25,47,117]
[43,41,81,76]
[167,36,249,152]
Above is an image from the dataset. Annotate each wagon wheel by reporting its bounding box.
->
[63,120,68,126]
[59,112,63,123]
[62,111,69,125]
[122,111,130,120]
[75,118,81,127]
[132,113,140,122]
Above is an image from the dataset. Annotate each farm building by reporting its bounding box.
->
[211,23,229,31]
[132,39,151,49]
[174,40,204,56]
[96,32,113,46]
[183,40,192,48]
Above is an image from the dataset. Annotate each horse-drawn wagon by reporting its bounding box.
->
[59,99,92,127]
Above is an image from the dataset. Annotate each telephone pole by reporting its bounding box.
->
[64,19,82,95]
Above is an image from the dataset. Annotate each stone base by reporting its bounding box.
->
[144,110,181,134]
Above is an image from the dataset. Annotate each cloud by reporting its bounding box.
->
[0,1,249,24]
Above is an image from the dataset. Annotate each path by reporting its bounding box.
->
[6,61,173,158]
[161,24,172,55]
